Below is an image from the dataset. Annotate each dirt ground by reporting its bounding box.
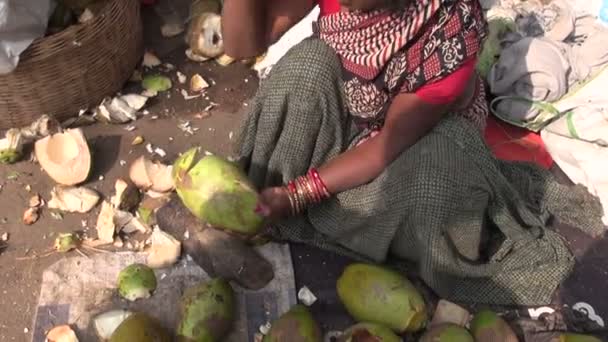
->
[0,5,260,341]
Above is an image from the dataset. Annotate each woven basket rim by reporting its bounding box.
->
[21,0,125,62]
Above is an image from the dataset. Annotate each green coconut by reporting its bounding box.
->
[109,313,171,342]
[177,278,236,342]
[420,324,474,342]
[53,233,81,253]
[558,333,603,342]
[117,264,157,301]
[263,305,322,342]
[338,322,400,342]
[0,129,23,164]
[173,148,263,235]
[142,75,173,93]
[470,309,518,342]
[337,263,427,333]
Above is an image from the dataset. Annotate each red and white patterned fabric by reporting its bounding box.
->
[317,0,488,125]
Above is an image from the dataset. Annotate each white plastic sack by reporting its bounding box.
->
[542,69,608,225]
[0,0,53,75]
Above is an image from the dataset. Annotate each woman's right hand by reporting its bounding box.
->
[255,187,293,222]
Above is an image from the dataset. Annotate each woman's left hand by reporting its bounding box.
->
[255,187,292,221]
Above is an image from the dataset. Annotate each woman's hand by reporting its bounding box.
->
[255,187,292,221]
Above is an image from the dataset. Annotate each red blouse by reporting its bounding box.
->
[315,0,476,105]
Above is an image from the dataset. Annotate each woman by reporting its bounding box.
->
[222,0,603,306]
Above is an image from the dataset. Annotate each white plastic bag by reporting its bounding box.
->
[541,69,608,225]
[0,0,53,75]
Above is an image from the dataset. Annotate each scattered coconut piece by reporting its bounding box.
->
[142,51,162,67]
[146,227,181,268]
[48,186,100,213]
[95,95,147,124]
[50,211,63,220]
[0,129,23,164]
[95,201,115,243]
[141,89,158,98]
[161,23,184,37]
[298,286,318,306]
[154,148,167,158]
[163,63,175,71]
[180,89,201,100]
[29,194,43,208]
[46,325,79,342]
[115,211,148,234]
[1,232,8,241]
[216,54,235,66]
[430,299,470,328]
[78,8,94,23]
[190,74,209,92]
[177,71,187,84]
[132,136,145,146]
[185,48,210,62]
[113,236,124,248]
[111,179,141,212]
[129,156,174,193]
[35,129,91,186]
[54,233,81,253]
[23,207,39,225]
[93,310,133,340]
[259,322,272,335]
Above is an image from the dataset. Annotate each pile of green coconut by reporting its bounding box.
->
[45,147,603,342]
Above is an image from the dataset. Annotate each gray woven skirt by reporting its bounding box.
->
[236,39,604,306]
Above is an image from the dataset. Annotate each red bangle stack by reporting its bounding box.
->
[284,168,331,216]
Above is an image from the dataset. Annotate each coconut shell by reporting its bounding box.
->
[172,148,263,235]
[338,322,400,342]
[470,309,519,342]
[178,278,236,341]
[337,263,427,333]
[35,128,91,186]
[109,313,170,342]
[420,324,474,342]
[156,197,275,290]
[263,305,322,342]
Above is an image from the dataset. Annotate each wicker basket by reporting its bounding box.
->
[0,0,143,129]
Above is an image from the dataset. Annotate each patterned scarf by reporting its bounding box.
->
[318,0,487,121]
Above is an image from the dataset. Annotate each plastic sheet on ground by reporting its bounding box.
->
[31,243,296,341]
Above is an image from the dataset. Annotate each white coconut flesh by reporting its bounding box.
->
[129,156,174,193]
[94,310,133,340]
[35,129,91,186]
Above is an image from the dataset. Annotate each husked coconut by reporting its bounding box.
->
[35,129,91,186]
[129,156,174,193]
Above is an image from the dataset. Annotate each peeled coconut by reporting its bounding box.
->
[0,128,23,164]
[337,263,427,333]
[35,128,91,186]
[470,309,518,342]
[94,310,133,340]
[186,12,224,59]
[117,264,157,301]
[46,324,79,342]
[109,313,170,342]
[420,324,474,342]
[263,305,321,342]
[48,186,99,213]
[146,228,181,268]
[173,147,263,235]
[129,156,174,193]
[178,278,236,341]
[338,322,400,342]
